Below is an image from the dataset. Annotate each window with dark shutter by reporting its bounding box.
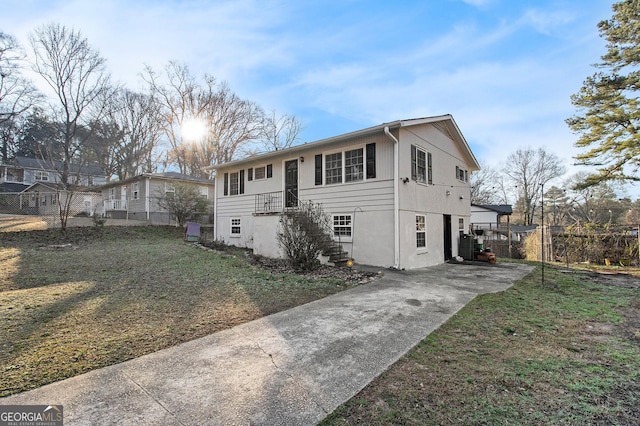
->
[239,170,245,194]
[428,152,433,184]
[315,154,322,185]
[266,164,273,178]
[248,168,253,181]
[223,173,228,196]
[411,145,417,181]
[366,143,376,179]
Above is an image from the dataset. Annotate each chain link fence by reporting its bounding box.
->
[0,192,214,227]
[0,191,103,227]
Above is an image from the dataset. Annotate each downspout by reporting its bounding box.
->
[384,126,401,269]
[145,177,150,222]
[213,173,218,240]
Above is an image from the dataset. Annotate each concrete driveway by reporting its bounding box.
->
[2,262,534,425]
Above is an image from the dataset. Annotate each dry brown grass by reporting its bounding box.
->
[1,226,364,397]
[0,215,48,232]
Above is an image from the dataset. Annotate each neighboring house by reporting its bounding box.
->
[19,182,101,217]
[511,225,538,242]
[470,204,513,240]
[0,157,106,217]
[96,172,215,224]
[209,115,480,270]
[0,156,107,188]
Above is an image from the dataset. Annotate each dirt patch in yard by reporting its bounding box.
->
[248,254,382,285]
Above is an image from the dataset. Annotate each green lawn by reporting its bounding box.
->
[1,226,353,397]
[321,264,640,425]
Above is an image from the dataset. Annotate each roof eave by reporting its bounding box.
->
[206,121,402,171]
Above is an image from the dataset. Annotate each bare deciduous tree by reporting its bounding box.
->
[145,61,263,177]
[470,162,505,205]
[503,147,565,225]
[29,23,114,229]
[259,110,302,152]
[108,90,164,180]
[0,32,42,161]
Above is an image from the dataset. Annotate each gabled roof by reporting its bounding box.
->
[472,204,513,215]
[23,182,66,192]
[95,172,214,190]
[206,114,480,171]
[4,156,106,177]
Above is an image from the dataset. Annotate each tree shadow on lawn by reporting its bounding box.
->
[0,231,357,396]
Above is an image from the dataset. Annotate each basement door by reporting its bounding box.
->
[285,159,298,208]
[443,214,452,261]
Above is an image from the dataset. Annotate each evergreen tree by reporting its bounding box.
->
[567,0,640,187]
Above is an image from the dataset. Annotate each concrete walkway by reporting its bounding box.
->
[3,262,534,425]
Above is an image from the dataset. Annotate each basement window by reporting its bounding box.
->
[230,218,241,236]
[333,214,352,238]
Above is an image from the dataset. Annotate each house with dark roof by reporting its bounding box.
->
[0,157,107,216]
[95,172,215,224]
[0,156,107,191]
[470,204,513,238]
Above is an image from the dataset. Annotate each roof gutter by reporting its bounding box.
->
[384,126,401,270]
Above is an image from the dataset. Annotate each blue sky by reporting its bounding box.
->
[3,0,631,195]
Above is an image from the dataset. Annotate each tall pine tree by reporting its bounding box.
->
[567,0,640,188]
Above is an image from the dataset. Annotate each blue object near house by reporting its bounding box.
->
[185,222,201,242]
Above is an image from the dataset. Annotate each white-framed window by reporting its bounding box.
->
[132,183,139,200]
[325,153,342,185]
[416,215,426,248]
[230,218,241,236]
[165,183,175,193]
[229,172,239,195]
[344,148,364,183]
[35,170,49,181]
[199,186,209,198]
[411,145,432,184]
[110,188,115,200]
[333,214,352,238]
[51,194,57,205]
[459,218,465,233]
[40,195,47,206]
[315,144,375,186]
[254,166,266,180]
[456,166,468,182]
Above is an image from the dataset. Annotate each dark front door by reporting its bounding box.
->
[285,159,298,207]
[443,214,452,261]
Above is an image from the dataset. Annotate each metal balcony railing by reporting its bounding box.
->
[255,191,283,214]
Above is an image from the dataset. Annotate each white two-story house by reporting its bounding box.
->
[209,115,480,270]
